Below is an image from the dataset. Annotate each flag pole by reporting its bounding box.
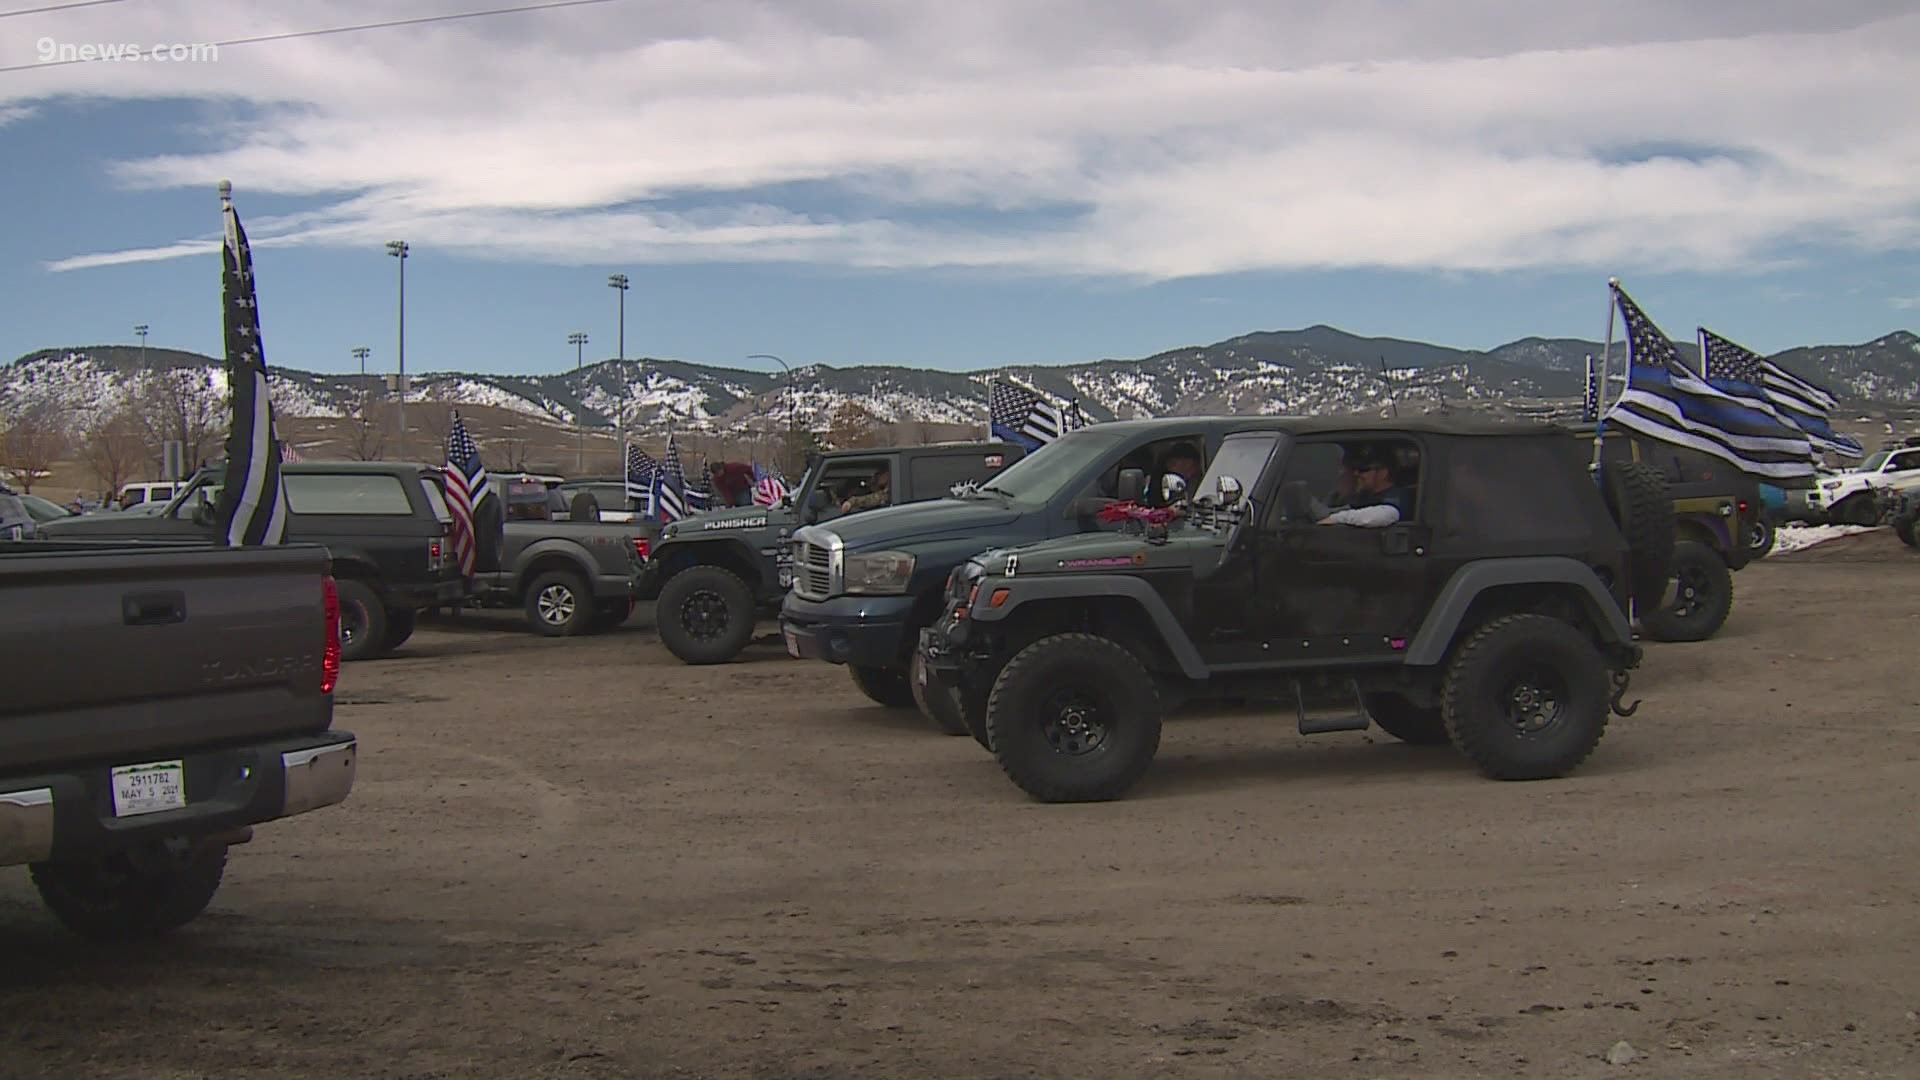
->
[1590,277,1619,472]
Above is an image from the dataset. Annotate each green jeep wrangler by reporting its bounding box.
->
[916,416,1675,803]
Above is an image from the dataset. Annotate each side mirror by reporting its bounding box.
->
[1116,467,1146,503]
[1216,475,1243,506]
[1160,473,1188,503]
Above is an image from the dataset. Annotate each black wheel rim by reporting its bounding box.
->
[1500,665,1568,736]
[340,602,367,648]
[1039,687,1111,755]
[678,588,730,640]
[1670,563,1710,617]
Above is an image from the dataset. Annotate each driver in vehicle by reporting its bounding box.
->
[840,464,891,513]
[1313,444,1411,527]
[1148,443,1203,507]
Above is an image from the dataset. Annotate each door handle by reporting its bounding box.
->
[123,590,186,626]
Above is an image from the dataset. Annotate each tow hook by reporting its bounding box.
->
[1609,669,1641,717]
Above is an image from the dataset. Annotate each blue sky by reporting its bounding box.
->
[3,1,1916,377]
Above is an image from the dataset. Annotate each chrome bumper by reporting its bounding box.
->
[282,740,358,817]
[0,788,55,865]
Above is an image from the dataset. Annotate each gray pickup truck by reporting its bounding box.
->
[464,476,648,635]
[0,538,356,939]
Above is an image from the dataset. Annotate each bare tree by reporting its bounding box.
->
[134,366,226,476]
[342,389,390,461]
[0,403,71,494]
[825,401,879,450]
[413,396,455,459]
[83,408,150,499]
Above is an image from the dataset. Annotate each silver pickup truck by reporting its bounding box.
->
[0,538,355,939]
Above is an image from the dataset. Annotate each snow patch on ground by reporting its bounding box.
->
[1768,523,1880,556]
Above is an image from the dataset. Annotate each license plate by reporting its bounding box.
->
[784,628,800,658]
[111,760,186,817]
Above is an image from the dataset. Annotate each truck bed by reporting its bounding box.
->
[0,540,336,774]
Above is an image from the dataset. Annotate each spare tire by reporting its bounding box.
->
[1602,461,1675,611]
[569,492,601,522]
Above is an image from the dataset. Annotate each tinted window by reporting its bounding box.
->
[419,478,452,522]
[1444,437,1590,542]
[1889,450,1920,472]
[284,474,415,515]
[909,453,1010,497]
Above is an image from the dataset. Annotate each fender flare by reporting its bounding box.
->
[514,540,599,588]
[1403,556,1633,666]
[967,574,1210,679]
[652,535,772,589]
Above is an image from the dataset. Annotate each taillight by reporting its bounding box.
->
[321,575,341,695]
[634,537,650,561]
[1738,500,1750,514]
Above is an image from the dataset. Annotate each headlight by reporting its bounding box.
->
[844,550,915,594]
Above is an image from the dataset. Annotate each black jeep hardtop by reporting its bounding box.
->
[911,414,1672,802]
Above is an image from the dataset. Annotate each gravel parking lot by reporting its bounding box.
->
[5,531,1919,1079]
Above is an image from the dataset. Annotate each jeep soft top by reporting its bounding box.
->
[640,441,1027,665]
[913,416,1675,801]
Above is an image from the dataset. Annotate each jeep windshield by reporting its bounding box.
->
[975,429,1125,504]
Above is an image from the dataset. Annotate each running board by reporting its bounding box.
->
[1295,677,1372,735]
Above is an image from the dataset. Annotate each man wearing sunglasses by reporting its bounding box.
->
[1314,444,1410,528]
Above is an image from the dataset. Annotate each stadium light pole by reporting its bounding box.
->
[352,345,370,377]
[747,353,794,472]
[569,330,590,473]
[133,323,149,372]
[386,240,409,460]
[608,273,630,449]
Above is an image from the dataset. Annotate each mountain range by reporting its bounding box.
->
[7,326,1917,436]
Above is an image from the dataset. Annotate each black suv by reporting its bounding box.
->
[37,461,467,661]
[915,416,1674,802]
[641,442,1026,665]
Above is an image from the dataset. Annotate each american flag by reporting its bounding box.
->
[1582,354,1600,422]
[211,182,290,547]
[280,443,304,462]
[1601,283,1813,482]
[1700,328,1864,460]
[684,451,711,514]
[444,411,486,576]
[751,461,789,506]
[652,433,688,522]
[989,379,1067,450]
[624,442,659,515]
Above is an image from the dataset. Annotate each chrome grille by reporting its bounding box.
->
[794,532,837,599]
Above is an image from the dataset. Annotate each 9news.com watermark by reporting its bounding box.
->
[36,37,219,64]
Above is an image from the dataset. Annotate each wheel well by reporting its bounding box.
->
[1451,583,1611,653]
[987,596,1181,675]
[521,555,591,597]
[329,560,383,599]
[1676,519,1721,548]
[659,542,763,592]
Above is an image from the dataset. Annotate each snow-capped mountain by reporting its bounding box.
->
[6,326,1915,435]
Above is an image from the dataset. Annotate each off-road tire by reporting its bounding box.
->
[1833,493,1880,526]
[656,565,756,663]
[1896,518,1918,548]
[333,578,389,661]
[1362,692,1449,745]
[380,607,417,652]
[986,633,1162,803]
[1440,614,1611,780]
[525,569,592,637]
[569,492,601,522]
[1639,541,1733,642]
[30,844,228,940]
[849,664,916,708]
[909,650,968,735]
[1603,461,1676,611]
[1747,517,1776,558]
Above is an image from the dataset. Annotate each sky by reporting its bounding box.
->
[2,0,1917,378]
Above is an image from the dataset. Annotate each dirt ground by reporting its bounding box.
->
[5,531,1919,1079]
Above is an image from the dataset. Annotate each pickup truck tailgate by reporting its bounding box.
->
[0,541,336,774]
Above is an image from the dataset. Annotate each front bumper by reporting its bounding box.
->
[778,593,917,667]
[0,730,357,867]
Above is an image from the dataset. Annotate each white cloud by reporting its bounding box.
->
[9,1,1920,279]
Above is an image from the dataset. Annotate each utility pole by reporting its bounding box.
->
[748,353,794,473]
[352,346,370,377]
[569,330,590,473]
[608,273,630,449]
[386,240,409,460]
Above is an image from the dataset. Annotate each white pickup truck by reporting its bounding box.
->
[1807,444,1920,525]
